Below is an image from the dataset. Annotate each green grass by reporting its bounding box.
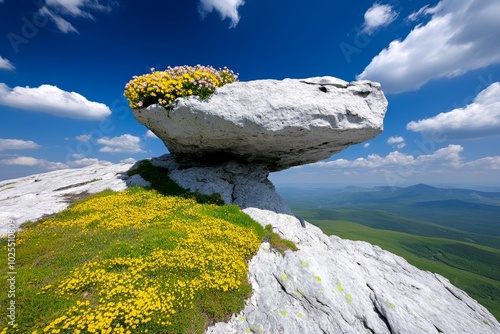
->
[0,161,296,333]
[308,218,500,321]
[130,160,296,255]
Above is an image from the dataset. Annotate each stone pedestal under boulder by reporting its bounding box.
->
[150,154,292,215]
[133,77,388,171]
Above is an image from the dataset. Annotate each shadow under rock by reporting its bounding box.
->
[134,154,297,217]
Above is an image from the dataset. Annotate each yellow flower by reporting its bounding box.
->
[124,65,238,109]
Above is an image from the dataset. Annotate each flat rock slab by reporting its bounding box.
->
[133,77,388,171]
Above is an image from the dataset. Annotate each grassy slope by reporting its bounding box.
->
[296,208,500,250]
[0,161,295,333]
[0,188,261,333]
[307,218,500,321]
[365,201,500,236]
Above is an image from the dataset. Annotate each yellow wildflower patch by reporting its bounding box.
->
[2,187,262,333]
[43,189,187,231]
[124,65,238,109]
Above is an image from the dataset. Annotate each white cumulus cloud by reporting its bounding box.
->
[68,157,111,167]
[362,3,398,34]
[357,0,500,93]
[76,134,92,142]
[0,57,15,71]
[0,138,40,151]
[464,156,500,171]
[120,158,136,164]
[69,158,100,166]
[198,0,245,28]
[0,83,111,120]
[0,156,69,170]
[387,136,406,149]
[312,145,464,169]
[97,134,144,154]
[278,146,499,187]
[407,82,500,139]
[387,136,404,144]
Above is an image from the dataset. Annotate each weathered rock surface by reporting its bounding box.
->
[209,208,499,334]
[148,155,499,334]
[134,77,388,171]
[0,162,148,235]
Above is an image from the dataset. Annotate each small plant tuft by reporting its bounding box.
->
[263,224,298,255]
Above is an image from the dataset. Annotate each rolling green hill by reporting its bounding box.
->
[280,184,500,237]
[295,207,500,249]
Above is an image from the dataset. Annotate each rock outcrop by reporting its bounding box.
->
[4,73,498,332]
[133,77,387,171]
[147,155,500,334]
[210,208,499,333]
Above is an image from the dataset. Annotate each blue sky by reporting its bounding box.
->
[0,0,499,189]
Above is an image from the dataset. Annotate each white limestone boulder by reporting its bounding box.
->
[208,208,500,334]
[133,77,387,171]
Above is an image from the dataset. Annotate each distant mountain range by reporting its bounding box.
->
[277,183,500,241]
[279,183,500,206]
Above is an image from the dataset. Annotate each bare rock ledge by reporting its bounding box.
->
[133,77,388,171]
